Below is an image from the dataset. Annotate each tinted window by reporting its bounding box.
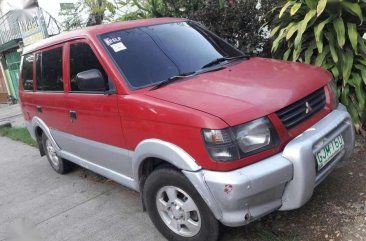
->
[21,54,34,91]
[70,43,109,92]
[100,21,242,89]
[36,47,63,91]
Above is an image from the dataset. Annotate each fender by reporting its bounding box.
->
[132,139,202,180]
[29,116,61,152]
[132,139,223,220]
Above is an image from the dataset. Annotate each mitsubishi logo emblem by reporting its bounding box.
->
[305,102,312,114]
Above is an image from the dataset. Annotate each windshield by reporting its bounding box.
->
[100,21,243,89]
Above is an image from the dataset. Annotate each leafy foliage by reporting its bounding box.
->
[84,0,116,26]
[60,0,116,30]
[60,0,278,55]
[117,0,204,20]
[59,5,84,30]
[117,0,278,55]
[266,0,366,134]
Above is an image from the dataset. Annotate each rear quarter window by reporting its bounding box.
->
[21,54,34,91]
[36,47,64,91]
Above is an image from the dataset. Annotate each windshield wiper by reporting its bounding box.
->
[150,71,196,91]
[201,54,250,69]
[150,64,227,91]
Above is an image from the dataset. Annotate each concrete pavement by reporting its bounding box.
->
[1,126,364,241]
[0,104,23,128]
[0,136,165,241]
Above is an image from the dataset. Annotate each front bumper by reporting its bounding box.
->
[183,104,355,227]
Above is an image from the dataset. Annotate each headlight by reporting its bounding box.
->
[328,80,339,108]
[202,128,240,162]
[202,117,279,162]
[235,118,271,153]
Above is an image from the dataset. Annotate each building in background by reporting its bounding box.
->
[0,66,8,102]
[0,0,62,102]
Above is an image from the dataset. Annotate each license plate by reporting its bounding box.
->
[315,135,344,171]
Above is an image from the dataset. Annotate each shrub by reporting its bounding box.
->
[266,0,366,134]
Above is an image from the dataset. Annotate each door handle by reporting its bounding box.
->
[37,106,42,113]
[70,110,77,123]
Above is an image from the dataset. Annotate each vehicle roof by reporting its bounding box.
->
[23,17,186,55]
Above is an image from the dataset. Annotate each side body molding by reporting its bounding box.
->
[27,120,204,193]
[132,139,202,181]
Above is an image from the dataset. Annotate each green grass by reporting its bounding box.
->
[0,127,37,147]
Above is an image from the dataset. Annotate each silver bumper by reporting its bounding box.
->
[183,104,355,227]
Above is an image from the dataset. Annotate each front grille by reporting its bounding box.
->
[276,88,326,129]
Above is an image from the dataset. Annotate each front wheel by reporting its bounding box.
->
[143,168,219,241]
[42,133,73,174]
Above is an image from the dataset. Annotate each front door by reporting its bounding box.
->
[63,41,131,177]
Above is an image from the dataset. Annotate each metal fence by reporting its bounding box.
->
[0,7,61,46]
[0,10,23,45]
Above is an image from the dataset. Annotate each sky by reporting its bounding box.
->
[38,0,79,23]
[0,0,82,23]
[0,0,132,28]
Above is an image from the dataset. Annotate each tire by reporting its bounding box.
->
[143,168,219,241]
[42,133,73,174]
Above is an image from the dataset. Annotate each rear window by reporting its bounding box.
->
[100,21,242,89]
[36,47,64,91]
[21,54,34,91]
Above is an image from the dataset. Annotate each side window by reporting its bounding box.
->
[36,47,63,91]
[70,42,109,92]
[21,54,34,91]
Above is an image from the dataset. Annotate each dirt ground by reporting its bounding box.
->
[221,135,366,241]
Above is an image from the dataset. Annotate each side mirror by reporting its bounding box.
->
[76,69,105,92]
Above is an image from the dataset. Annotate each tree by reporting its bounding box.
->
[266,0,366,134]
[117,0,278,55]
[116,0,192,20]
[59,5,84,31]
[84,0,117,26]
[60,0,116,30]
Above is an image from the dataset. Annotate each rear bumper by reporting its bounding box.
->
[183,104,355,227]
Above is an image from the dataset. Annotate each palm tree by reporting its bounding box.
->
[86,0,104,26]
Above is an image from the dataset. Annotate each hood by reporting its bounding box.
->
[145,57,331,126]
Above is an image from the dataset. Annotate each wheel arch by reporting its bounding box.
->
[34,125,46,156]
[133,139,202,212]
[30,117,60,152]
[132,139,202,184]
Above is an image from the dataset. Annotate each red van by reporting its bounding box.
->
[19,18,355,241]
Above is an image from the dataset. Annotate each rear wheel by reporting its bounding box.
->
[42,133,73,174]
[143,168,219,241]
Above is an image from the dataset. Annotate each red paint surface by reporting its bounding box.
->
[19,18,334,171]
